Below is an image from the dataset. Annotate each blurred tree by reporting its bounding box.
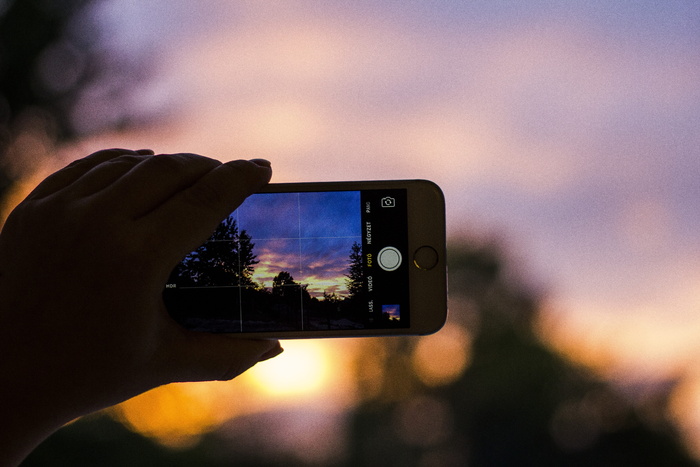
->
[0,0,150,205]
[344,242,697,466]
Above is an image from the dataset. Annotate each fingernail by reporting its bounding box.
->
[258,342,284,362]
[250,158,272,168]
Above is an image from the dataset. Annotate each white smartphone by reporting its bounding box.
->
[163,180,447,338]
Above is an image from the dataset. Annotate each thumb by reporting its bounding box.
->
[163,332,284,383]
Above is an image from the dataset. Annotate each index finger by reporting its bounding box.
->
[25,149,154,201]
[141,159,272,266]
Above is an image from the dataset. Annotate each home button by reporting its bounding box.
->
[413,246,439,270]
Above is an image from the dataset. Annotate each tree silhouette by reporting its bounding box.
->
[345,241,364,300]
[238,233,257,287]
[323,291,341,304]
[271,271,296,298]
[271,271,311,303]
[170,218,258,288]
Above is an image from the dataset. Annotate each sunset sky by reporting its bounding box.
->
[68,0,700,448]
[232,190,362,296]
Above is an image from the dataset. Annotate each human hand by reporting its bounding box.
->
[0,149,283,464]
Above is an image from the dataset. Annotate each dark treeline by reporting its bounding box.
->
[167,218,382,332]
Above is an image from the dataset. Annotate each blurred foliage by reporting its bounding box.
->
[343,242,697,466]
[0,0,148,202]
[0,0,87,133]
[23,242,697,466]
[0,0,86,195]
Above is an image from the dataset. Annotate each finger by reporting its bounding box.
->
[141,159,272,265]
[165,332,283,383]
[93,153,224,218]
[59,154,151,199]
[26,149,153,200]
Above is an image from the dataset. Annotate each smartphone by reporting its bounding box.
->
[163,180,446,338]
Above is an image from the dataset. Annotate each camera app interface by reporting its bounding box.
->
[164,189,410,333]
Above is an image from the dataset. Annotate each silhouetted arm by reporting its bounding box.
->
[0,149,283,466]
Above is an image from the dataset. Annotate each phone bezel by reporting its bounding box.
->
[167,179,447,338]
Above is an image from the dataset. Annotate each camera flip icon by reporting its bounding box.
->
[381,196,396,208]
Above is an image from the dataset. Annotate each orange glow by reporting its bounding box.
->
[0,131,58,225]
[112,340,358,446]
[535,305,617,376]
[411,323,472,387]
[537,296,700,381]
[113,382,241,447]
[247,340,334,398]
[670,373,700,459]
[0,174,44,225]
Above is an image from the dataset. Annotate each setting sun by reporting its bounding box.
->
[246,340,334,398]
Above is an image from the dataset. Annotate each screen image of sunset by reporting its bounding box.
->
[166,190,363,332]
[165,188,414,332]
[234,190,362,298]
[382,304,401,322]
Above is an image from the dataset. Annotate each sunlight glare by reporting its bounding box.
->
[247,340,332,398]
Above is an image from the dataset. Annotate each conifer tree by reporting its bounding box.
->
[345,241,364,300]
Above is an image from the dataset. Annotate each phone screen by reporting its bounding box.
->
[164,188,410,333]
